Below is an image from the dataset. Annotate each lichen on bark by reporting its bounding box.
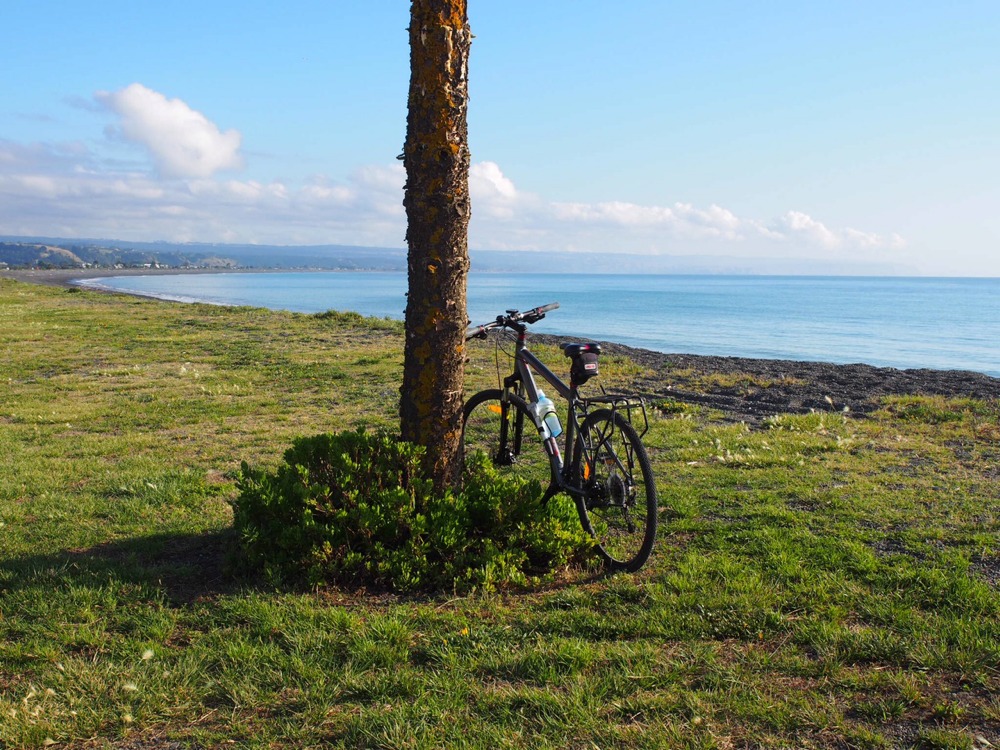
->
[399,0,472,490]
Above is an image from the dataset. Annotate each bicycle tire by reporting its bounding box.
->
[572,407,657,572]
[461,389,552,493]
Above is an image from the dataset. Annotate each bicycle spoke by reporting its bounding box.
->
[461,389,550,495]
[574,408,657,572]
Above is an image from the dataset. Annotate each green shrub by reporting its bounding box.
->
[232,430,593,592]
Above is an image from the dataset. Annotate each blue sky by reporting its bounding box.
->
[2,1,998,275]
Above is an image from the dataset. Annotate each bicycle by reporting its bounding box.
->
[463,302,658,572]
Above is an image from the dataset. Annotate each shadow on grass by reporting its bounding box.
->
[0,529,253,606]
[0,531,620,609]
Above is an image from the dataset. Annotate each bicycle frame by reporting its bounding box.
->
[501,329,589,499]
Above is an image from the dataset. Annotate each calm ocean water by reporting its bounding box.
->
[78,272,1000,377]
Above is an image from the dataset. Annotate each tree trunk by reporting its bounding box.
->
[400,0,472,490]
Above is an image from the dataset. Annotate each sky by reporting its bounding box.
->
[2,1,999,276]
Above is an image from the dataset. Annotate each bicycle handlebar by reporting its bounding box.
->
[465,302,560,340]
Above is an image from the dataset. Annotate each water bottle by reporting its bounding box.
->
[533,391,563,439]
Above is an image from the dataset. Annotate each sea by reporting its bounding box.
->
[76,272,1000,377]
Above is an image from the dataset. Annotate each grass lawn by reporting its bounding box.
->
[1,277,998,749]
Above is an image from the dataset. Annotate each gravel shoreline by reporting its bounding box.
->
[530,336,999,425]
[6,268,999,423]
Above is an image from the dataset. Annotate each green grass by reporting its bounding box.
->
[1,277,998,748]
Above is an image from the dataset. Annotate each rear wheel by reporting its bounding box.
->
[573,408,657,571]
[461,389,552,493]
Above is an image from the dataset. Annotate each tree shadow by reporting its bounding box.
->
[0,529,256,606]
[1,531,620,609]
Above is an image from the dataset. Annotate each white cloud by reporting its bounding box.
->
[0,158,403,246]
[775,210,840,248]
[768,210,907,251]
[95,83,243,178]
[0,112,908,265]
[843,227,907,249]
[673,203,742,237]
[471,161,517,200]
[466,164,904,255]
[550,201,676,227]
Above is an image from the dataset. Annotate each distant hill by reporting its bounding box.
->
[0,242,89,268]
[0,238,407,271]
[0,235,915,276]
[0,240,229,270]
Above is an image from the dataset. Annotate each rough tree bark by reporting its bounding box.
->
[399,0,472,490]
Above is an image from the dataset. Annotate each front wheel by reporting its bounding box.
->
[461,389,552,493]
[572,408,657,572]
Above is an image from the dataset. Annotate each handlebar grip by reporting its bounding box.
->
[465,325,487,340]
[466,302,559,336]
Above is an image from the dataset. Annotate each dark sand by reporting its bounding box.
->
[5,268,999,423]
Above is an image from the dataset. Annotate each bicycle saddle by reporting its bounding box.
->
[561,343,602,358]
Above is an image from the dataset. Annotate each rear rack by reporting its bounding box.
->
[581,394,649,439]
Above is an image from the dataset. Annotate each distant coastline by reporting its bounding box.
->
[1,266,272,289]
[1,234,921,276]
